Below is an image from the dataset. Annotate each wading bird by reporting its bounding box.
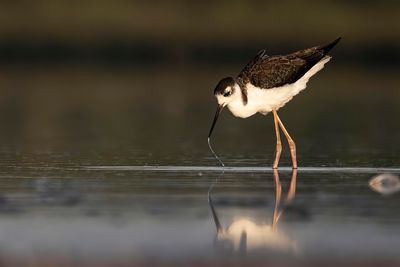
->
[208,38,341,169]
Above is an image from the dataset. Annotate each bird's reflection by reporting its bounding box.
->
[208,169,298,255]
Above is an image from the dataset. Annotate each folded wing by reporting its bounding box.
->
[237,37,341,90]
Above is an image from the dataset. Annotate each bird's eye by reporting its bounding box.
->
[223,91,230,97]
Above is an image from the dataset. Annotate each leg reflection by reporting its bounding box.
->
[209,168,298,254]
[272,168,298,231]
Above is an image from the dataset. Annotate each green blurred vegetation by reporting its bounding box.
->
[0,0,398,45]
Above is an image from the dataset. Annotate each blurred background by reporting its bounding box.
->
[0,0,399,167]
[0,1,400,267]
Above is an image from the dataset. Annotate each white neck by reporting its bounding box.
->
[226,83,258,118]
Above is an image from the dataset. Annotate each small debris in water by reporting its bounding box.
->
[369,173,400,195]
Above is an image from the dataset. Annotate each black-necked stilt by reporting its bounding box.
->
[208,38,341,169]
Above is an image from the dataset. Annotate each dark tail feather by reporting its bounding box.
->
[290,37,341,81]
[320,37,342,55]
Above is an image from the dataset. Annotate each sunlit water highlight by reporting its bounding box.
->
[84,165,400,173]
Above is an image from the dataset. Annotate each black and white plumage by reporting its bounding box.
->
[213,37,341,118]
[208,38,341,169]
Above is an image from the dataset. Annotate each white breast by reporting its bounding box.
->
[227,56,331,118]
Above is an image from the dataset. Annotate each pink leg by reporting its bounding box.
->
[272,110,282,169]
[275,112,297,169]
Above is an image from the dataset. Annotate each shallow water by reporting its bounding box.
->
[0,64,400,266]
[0,162,399,266]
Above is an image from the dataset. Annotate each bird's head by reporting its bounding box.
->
[208,77,238,138]
[213,77,237,106]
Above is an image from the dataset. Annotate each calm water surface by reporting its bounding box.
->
[0,65,399,266]
[0,158,400,266]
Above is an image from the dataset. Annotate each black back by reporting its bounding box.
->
[236,37,341,90]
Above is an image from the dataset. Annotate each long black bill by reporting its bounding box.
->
[208,104,225,138]
[207,104,225,167]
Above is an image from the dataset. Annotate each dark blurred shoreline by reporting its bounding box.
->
[0,1,399,68]
[0,39,399,68]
